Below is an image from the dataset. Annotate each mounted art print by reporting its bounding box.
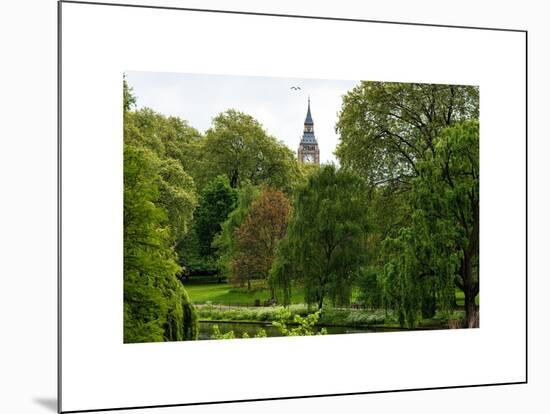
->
[59,1,526,412]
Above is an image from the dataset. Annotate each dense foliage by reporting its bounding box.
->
[232,188,291,291]
[271,165,369,309]
[123,79,198,342]
[123,76,480,342]
[336,82,479,186]
[336,82,479,328]
[201,109,301,190]
[213,182,261,281]
[194,176,237,257]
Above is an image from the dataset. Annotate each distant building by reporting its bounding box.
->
[297,98,320,164]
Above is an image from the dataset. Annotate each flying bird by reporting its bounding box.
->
[290,86,301,90]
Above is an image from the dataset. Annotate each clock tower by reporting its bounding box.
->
[297,98,320,164]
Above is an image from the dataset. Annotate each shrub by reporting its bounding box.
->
[210,324,236,340]
[272,308,327,336]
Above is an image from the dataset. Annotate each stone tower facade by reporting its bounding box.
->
[297,98,320,164]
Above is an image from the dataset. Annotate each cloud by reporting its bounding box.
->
[125,71,359,164]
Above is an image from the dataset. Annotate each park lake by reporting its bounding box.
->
[198,321,392,340]
[183,279,472,340]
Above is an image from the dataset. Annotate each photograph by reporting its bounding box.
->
[123,71,480,343]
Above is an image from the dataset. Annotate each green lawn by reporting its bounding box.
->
[183,281,305,306]
[454,289,480,307]
[183,282,479,310]
[183,282,477,331]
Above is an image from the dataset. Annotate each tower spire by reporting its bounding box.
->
[305,96,313,125]
[298,97,319,164]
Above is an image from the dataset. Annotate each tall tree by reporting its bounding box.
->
[124,106,199,238]
[336,81,479,327]
[193,176,237,258]
[383,121,479,328]
[418,120,479,327]
[336,82,479,186]
[213,181,261,281]
[273,165,369,309]
[123,80,198,342]
[202,109,300,190]
[123,75,136,112]
[123,145,198,342]
[232,189,291,291]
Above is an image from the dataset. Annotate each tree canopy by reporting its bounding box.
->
[336,82,479,186]
[213,181,261,281]
[232,188,291,291]
[382,120,479,328]
[336,82,480,329]
[193,176,237,258]
[123,80,199,342]
[123,145,198,342]
[272,165,369,309]
[201,109,301,190]
[122,76,481,341]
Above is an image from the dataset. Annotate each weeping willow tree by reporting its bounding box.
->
[382,226,458,329]
[382,121,479,328]
[269,237,294,306]
[271,165,369,309]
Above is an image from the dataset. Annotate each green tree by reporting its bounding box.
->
[202,109,300,190]
[356,267,384,310]
[123,75,136,112]
[232,189,291,291]
[382,225,455,328]
[336,82,479,186]
[383,121,479,328]
[335,81,479,328]
[273,165,369,309]
[213,181,261,281]
[418,120,479,327]
[123,145,198,342]
[269,236,295,306]
[123,80,198,342]
[124,107,199,238]
[124,107,202,165]
[193,176,237,258]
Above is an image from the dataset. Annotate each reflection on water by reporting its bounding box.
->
[198,321,382,340]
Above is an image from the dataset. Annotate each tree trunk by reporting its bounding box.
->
[421,288,437,319]
[230,171,239,188]
[318,292,324,310]
[462,252,478,328]
[247,277,251,291]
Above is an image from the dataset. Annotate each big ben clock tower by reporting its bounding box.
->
[297,98,320,164]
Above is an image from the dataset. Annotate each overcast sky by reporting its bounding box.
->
[125,71,359,164]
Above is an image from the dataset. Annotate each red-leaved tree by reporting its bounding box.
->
[232,189,291,294]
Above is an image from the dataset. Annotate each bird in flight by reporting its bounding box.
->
[290,86,301,90]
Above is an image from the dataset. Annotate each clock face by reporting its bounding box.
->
[303,153,314,163]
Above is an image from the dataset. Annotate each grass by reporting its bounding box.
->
[454,289,480,307]
[183,280,305,306]
[183,282,475,330]
[184,282,478,308]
